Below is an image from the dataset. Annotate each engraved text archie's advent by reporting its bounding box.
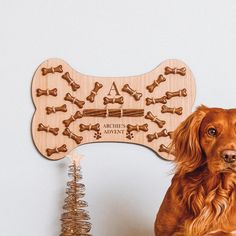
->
[103,124,126,134]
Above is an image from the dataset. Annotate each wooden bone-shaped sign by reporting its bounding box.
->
[31,58,196,160]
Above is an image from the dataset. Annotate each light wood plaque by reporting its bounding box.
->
[31,58,196,160]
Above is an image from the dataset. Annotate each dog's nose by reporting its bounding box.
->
[221,149,236,163]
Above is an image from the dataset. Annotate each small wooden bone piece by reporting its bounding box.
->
[166,88,187,99]
[161,105,183,115]
[103,96,124,105]
[46,144,67,157]
[46,104,67,115]
[145,111,166,128]
[146,96,167,106]
[63,111,83,127]
[159,144,174,155]
[146,75,166,93]
[127,124,148,133]
[147,129,169,142]
[63,128,83,144]
[79,123,100,132]
[64,93,85,109]
[61,72,80,91]
[36,88,57,97]
[41,65,63,76]
[164,66,186,76]
[86,82,103,103]
[37,123,59,135]
[122,84,142,101]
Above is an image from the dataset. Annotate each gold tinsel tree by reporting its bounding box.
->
[60,158,92,236]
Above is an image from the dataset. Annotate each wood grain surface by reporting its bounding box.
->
[31,58,196,160]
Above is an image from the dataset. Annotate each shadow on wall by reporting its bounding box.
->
[104,196,155,236]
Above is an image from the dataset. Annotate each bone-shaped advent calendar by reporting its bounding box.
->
[31,58,196,160]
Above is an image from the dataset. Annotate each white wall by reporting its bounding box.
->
[1,1,236,235]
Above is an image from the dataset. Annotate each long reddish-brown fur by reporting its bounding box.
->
[155,105,236,236]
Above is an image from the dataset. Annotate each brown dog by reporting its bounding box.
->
[155,106,236,236]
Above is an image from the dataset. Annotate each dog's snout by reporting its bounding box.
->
[221,149,236,163]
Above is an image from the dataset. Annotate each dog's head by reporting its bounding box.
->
[172,105,236,175]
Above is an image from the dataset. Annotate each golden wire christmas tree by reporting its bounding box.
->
[60,155,92,236]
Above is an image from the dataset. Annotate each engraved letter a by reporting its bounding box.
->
[108,81,120,96]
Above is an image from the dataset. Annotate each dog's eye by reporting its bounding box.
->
[207,128,217,137]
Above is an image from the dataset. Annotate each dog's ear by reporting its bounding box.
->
[172,105,209,175]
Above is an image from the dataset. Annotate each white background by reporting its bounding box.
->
[1,1,236,236]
